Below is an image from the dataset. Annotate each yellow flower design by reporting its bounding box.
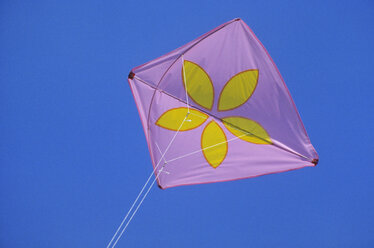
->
[156,60,271,168]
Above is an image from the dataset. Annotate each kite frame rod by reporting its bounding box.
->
[133,75,312,162]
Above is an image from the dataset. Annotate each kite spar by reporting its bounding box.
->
[107,18,319,247]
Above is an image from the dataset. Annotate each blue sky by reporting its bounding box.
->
[1,0,373,247]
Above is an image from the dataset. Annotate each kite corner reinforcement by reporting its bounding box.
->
[128,71,135,79]
[312,158,319,166]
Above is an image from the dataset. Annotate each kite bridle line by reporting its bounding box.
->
[155,142,169,168]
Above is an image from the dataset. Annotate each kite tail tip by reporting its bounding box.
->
[128,71,135,79]
[311,158,319,166]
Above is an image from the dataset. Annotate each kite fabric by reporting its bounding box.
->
[128,18,319,189]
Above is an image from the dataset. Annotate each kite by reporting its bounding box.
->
[127,18,319,190]
[107,18,320,248]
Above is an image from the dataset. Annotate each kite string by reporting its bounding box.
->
[105,165,155,248]
[110,167,165,248]
[155,142,169,167]
[106,116,187,248]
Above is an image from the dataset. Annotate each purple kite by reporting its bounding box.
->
[127,18,319,189]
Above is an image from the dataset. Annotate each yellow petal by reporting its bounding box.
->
[201,121,228,168]
[223,117,271,144]
[218,70,259,111]
[156,107,208,131]
[182,60,214,110]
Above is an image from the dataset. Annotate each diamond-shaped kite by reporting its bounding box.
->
[128,18,319,189]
